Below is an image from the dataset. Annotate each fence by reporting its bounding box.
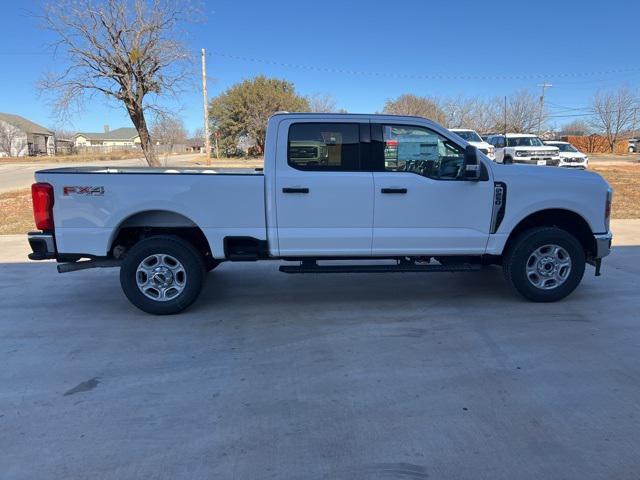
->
[561,135,629,154]
[70,144,188,155]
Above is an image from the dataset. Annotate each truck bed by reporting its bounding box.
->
[35,166,267,258]
[36,166,264,175]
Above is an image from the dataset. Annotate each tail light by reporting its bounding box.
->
[31,182,55,230]
[605,189,612,231]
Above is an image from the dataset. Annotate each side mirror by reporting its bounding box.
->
[463,145,481,181]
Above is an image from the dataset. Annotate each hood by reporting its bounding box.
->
[558,151,587,158]
[492,161,605,184]
[468,141,493,149]
[512,145,558,151]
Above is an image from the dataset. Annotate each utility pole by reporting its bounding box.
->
[537,81,552,135]
[503,95,507,135]
[201,48,211,164]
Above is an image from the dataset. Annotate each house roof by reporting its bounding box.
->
[0,112,53,135]
[75,127,139,141]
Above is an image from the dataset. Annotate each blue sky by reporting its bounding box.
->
[1,0,638,133]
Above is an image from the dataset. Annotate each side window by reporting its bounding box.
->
[288,123,360,171]
[494,136,505,148]
[382,125,465,180]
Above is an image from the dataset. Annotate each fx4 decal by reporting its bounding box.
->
[63,186,105,196]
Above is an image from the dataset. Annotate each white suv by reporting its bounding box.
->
[450,128,495,159]
[544,141,588,169]
[487,133,561,166]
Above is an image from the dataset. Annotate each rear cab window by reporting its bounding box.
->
[287,123,361,171]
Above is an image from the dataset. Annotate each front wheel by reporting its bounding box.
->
[120,236,206,314]
[503,227,585,302]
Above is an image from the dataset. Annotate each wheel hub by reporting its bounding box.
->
[537,256,558,276]
[151,266,174,287]
[135,254,187,301]
[526,244,572,290]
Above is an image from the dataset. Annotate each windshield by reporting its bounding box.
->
[453,130,482,142]
[554,143,578,152]
[507,136,544,147]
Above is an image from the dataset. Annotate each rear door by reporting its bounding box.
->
[274,119,374,256]
[371,123,494,255]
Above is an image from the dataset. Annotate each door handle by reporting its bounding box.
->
[282,187,309,194]
[381,188,407,194]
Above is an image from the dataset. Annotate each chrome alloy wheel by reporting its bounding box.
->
[136,254,187,301]
[525,244,572,290]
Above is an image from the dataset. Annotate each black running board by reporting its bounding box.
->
[279,262,481,274]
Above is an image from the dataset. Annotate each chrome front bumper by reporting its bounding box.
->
[28,232,57,260]
[593,232,612,259]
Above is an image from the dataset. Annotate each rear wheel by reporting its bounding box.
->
[503,227,585,302]
[120,236,206,314]
[503,156,514,164]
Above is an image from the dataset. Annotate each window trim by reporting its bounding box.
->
[286,122,365,172]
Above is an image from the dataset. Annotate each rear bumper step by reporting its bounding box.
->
[27,232,56,260]
[279,262,481,274]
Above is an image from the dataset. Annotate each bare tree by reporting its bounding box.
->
[490,90,543,133]
[151,115,188,153]
[441,96,497,132]
[589,87,638,152]
[559,120,591,136]
[0,122,20,156]
[308,93,339,113]
[383,94,446,124]
[39,0,193,166]
[192,127,204,141]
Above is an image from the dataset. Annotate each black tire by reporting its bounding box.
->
[120,236,206,315]
[503,156,513,165]
[503,227,585,302]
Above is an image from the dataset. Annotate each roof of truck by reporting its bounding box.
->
[270,112,434,121]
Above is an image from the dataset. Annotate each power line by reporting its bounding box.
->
[208,50,640,82]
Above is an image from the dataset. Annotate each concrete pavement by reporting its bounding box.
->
[1,221,639,479]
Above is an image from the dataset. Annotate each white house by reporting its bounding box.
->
[0,113,55,157]
[74,126,141,148]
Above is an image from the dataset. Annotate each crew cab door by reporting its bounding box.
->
[274,120,373,256]
[371,123,493,255]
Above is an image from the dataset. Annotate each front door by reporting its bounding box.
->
[372,123,494,255]
[275,121,374,256]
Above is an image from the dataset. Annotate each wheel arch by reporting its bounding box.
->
[503,208,595,258]
[108,209,214,262]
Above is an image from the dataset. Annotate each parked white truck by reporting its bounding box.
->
[28,113,613,314]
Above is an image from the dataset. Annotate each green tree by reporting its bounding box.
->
[209,76,310,155]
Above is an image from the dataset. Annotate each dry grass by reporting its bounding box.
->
[0,164,638,236]
[0,151,145,165]
[590,165,640,219]
[0,188,33,235]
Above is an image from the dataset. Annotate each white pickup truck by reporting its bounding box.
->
[28,113,613,314]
